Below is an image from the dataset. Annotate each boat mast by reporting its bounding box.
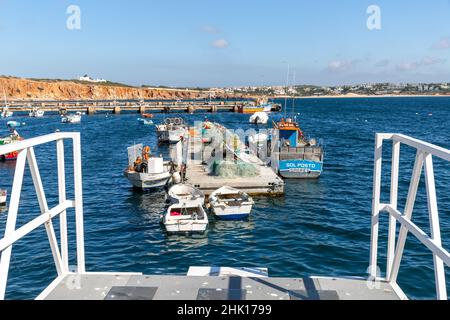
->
[2,86,8,109]
[291,71,296,119]
[284,63,290,119]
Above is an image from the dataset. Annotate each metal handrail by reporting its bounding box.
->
[369,133,449,300]
[0,132,84,300]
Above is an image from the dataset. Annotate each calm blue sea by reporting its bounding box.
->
[0,97,449,300]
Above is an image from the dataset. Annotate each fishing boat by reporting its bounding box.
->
[249,112,269,125]
[272,118,324,179]
[156,118,187,144]
[0,109,12,118]
[238,97,277,114]
[124,144,173,190]
[167,184,205,205]
[61,112,82,124]
[1,88,13,118]
[162,202,208,234]
[1,123,24,161]
[208,186,254,220]
[239,102,272,114]
[0,135,23,161]
[29,107,45,118]
[0,189,7,206]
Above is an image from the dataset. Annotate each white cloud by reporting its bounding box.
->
[202,25,221,34]
[211,39,229,49]
[396,62,419,72]
[396,56,446,71]
[432,37,450,49]
[326,59,358,72]
[374,59,390,67]
[422,56,446,65]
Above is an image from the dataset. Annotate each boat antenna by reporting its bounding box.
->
[284,63,290,119]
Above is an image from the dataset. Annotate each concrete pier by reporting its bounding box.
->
[39,273,400,300]
[6,99,282,115]
[185,162,284,196]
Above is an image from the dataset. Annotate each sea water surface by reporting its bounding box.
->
[0,97,449,299]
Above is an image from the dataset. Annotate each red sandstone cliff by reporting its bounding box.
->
[0,77,237,101]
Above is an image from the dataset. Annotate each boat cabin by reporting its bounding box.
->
[274,118,305,148]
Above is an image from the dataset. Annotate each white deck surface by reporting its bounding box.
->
[39,273,401,300]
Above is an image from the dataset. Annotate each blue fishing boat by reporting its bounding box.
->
[272,118,324,179]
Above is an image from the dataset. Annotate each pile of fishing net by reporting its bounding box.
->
[209,160,259,178]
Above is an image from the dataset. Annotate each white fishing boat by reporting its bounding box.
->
[157,118,187,144]
[0,109,12,118]
[1,87,13,118]
[249,112,269,125]
[29,107,45,118]
[61,112,82,124]
[124,144,173,190]
[162,202,208,234]
[208,186,254,220]
[0,189,6,206]
[167,184,205,205]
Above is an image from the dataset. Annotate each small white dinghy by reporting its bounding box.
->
[0,189,7,206]
[209,186,254,220]
[168,184,205,205]
[163,202,208,234]
[61,112,81,123]
[249,112,269,125]
[29,107,45,118]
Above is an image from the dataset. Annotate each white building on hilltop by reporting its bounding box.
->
[78,74,107,83]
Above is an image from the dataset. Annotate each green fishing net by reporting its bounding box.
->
[210,160,259,178]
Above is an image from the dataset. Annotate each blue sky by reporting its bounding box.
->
[0,0,449,87]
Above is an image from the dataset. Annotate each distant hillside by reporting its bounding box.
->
[0,76,236,101]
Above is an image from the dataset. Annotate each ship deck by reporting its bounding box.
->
[38,273,402,300]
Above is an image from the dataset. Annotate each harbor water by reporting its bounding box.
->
[0,97,449,299]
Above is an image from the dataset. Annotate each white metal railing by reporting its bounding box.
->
[369,133,450,300]
[0,132,84,300]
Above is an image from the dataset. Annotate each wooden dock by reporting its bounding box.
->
[4,100,282,115]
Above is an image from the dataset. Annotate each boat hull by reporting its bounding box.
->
[156,126,169,143]
[211,203,253,220]
[164,221,208,234]
[279,159,323,179]
[124,171,171,189]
